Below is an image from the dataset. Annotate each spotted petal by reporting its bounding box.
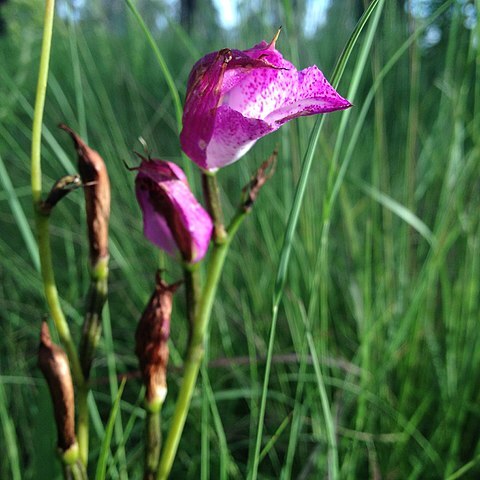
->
[180,36,352,170]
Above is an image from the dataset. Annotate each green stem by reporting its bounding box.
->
[156,211,246,480]
[31,0,54,203]
[76,384,89,467]
[62,463,88,480]
[31,0,84,388]
[76,258,109,468]
[183,262,201,337]
[202,172,227,243]
[60,442,88,480]
[79,257,109,378]
[36,215,84,385]
[144,408,162,480]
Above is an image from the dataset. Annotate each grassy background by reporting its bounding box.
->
[0,0,479,478]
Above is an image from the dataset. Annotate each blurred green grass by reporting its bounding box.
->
[0,0,479,479]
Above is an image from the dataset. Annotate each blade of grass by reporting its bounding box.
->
[249,2,384,479]
[0,377,21,480]
[101,303,129,479]
[353,179,436,246]
[272,0,382,306]
[68,20,88,140]
[0,153,40,271]
[124,0,194,184]
[94,377,127,480]
[124,0,182,134]
[258,413,291,463]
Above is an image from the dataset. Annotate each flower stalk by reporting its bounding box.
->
[62,457,88,480]
[156,239,231,480]
[144,408,162,480]
[156,179,254,480]
[79,257,109,377]
[136,273,180,479]
[183,262,201,338]
[31,0,55,204]
[31,0,84,388]
[201,172,226,243]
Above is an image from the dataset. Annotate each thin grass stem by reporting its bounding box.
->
[249,2,384,479]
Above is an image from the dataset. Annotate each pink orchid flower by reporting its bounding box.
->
[135,157,213,263]
[180,32,352,170]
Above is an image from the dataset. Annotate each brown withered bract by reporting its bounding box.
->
[135,272,181,406]
[40,174,82,214]
[38,322,76,451]
[242,149,277,212]
[59,124,110,265]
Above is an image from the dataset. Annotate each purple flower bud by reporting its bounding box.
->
[180,33,352,170]
[135,157,213,263]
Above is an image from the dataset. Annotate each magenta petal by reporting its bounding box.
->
[180,50,232,169]
[243,41,292,69]
[136,187,178,256]
[166,181,214,262]
[205,105,274,170]
[180,37,352,170]
[265,66,352,124]
[222,63,297,120]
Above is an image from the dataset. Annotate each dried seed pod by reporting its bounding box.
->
[38,321,76,452]
[59,124,110,266]
[135,272,181,410]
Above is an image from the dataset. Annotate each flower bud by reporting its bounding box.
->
[135,272,180,409]
[60,124,110,266]
[38,321,76,452]
[135,157,213,263]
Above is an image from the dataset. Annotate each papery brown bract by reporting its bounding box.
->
[59,124,110,266]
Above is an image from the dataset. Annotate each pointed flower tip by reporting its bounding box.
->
[134,150,149,163]
[337,97,353,111]
[268,26,282,50]
[40,321,52,347]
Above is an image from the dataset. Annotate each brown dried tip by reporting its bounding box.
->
[242,148,277,212]
[38,322,76,452]
[40,174,82,215]
[60,124,110,266]
[135,272,181,408]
